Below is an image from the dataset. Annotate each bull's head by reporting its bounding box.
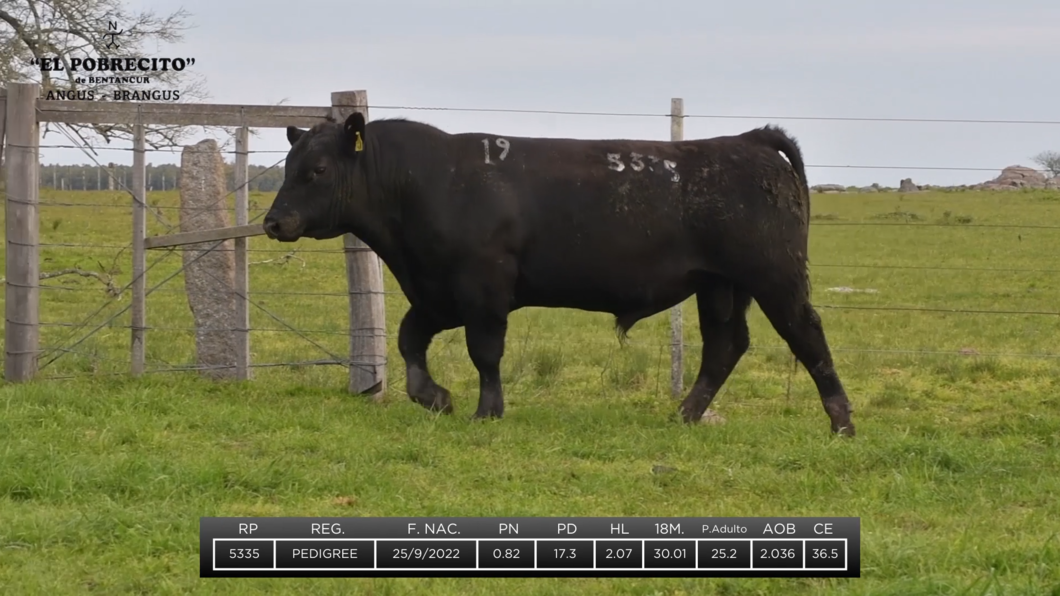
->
[263,112,367,242]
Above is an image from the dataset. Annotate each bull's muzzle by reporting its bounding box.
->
[262,217,280,239]
[262,213,301,242]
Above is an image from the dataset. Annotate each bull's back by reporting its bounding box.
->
[449,132,802,246]
[435,132,807,310]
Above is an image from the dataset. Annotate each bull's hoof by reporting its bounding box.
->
[409,384,453,414]
[823,396,855,437]
[678,404,705,424]
[832,422,855,437]
[700,409,726,425]
[471,409,503,421]
[471,401,504,420]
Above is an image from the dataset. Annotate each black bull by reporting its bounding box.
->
[263,113,855,436]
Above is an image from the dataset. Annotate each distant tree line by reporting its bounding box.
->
[39,163,287,193]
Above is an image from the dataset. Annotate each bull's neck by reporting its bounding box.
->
[333,138,399,262]
[335,171,383,248]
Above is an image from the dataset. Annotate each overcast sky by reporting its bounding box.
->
[39,0,1060,187]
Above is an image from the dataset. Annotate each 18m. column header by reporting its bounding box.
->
[200,517,858,540]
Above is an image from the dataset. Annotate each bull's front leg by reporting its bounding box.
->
[398,306,453,414]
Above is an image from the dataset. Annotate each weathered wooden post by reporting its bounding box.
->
[330,90,387,398]
[131,123,146,375]
[0,88,7,186]
[233,124,251,380]
[4,83,40,382]
[669,97,684,397]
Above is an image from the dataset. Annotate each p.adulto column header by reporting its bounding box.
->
[200,517,859,540]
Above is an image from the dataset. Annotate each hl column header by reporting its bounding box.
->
[201,516,858,539]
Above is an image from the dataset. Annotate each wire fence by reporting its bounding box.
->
[8,97,1060,396]
[36,141,1060,177]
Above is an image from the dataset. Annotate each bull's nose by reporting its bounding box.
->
[263,218,279,239]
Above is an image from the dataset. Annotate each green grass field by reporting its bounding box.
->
[1,186,1059,595]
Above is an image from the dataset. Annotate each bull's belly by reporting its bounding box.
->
[512,257,702,316]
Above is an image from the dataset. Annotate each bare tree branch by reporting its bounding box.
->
[1031,150,1060,178]
[0,0,228,148]
[0,267,122,297]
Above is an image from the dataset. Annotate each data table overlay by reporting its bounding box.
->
[201,517,860,577]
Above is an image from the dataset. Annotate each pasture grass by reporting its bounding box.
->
[1,186,1059,595]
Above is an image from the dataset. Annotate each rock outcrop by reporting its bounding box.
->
[179,139,239,380]
[811,184,847,193]
[978,165,1048,190]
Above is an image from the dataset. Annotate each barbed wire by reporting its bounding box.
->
[39,142,287,154]
[37,360,353,382]
[42,118,287,237]
[27,339,1060,385]
[30,330,1060,361]
[30,282,1059,318]
[364,103,1060,126]
[35,142,1060,175]
[38,321,381,336]
[811,222,1060,229]
[34,121,292,369]
[33,129,383,376]
[38,241,340,253]
[25,100,1060,129]
[37,202,270,211]
[33,204,1060,230]
[27,240,1060,274]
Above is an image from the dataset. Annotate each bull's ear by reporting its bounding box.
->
[344,112,367,153]
[286,126,306,146]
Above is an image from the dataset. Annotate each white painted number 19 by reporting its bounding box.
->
[483,138,510,164]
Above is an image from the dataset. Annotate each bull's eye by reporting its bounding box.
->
[313,165,326,175]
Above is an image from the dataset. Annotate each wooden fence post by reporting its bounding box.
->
[330,90,387,398]
[669,97,684,398]
[131,122,146,375]
[0,88,7,184]
[4,83,40,382]
[233,124,251,380]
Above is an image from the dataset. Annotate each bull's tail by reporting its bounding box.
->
[741,125,814,299]
[742,124,809,198]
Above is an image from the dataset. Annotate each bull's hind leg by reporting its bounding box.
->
[464,313,508,420]
[679,281,753,423]
[753,288,855,436]
[456,258,515,420]
[398,306,453,414]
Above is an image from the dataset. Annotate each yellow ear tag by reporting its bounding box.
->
[354,131,364,152]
